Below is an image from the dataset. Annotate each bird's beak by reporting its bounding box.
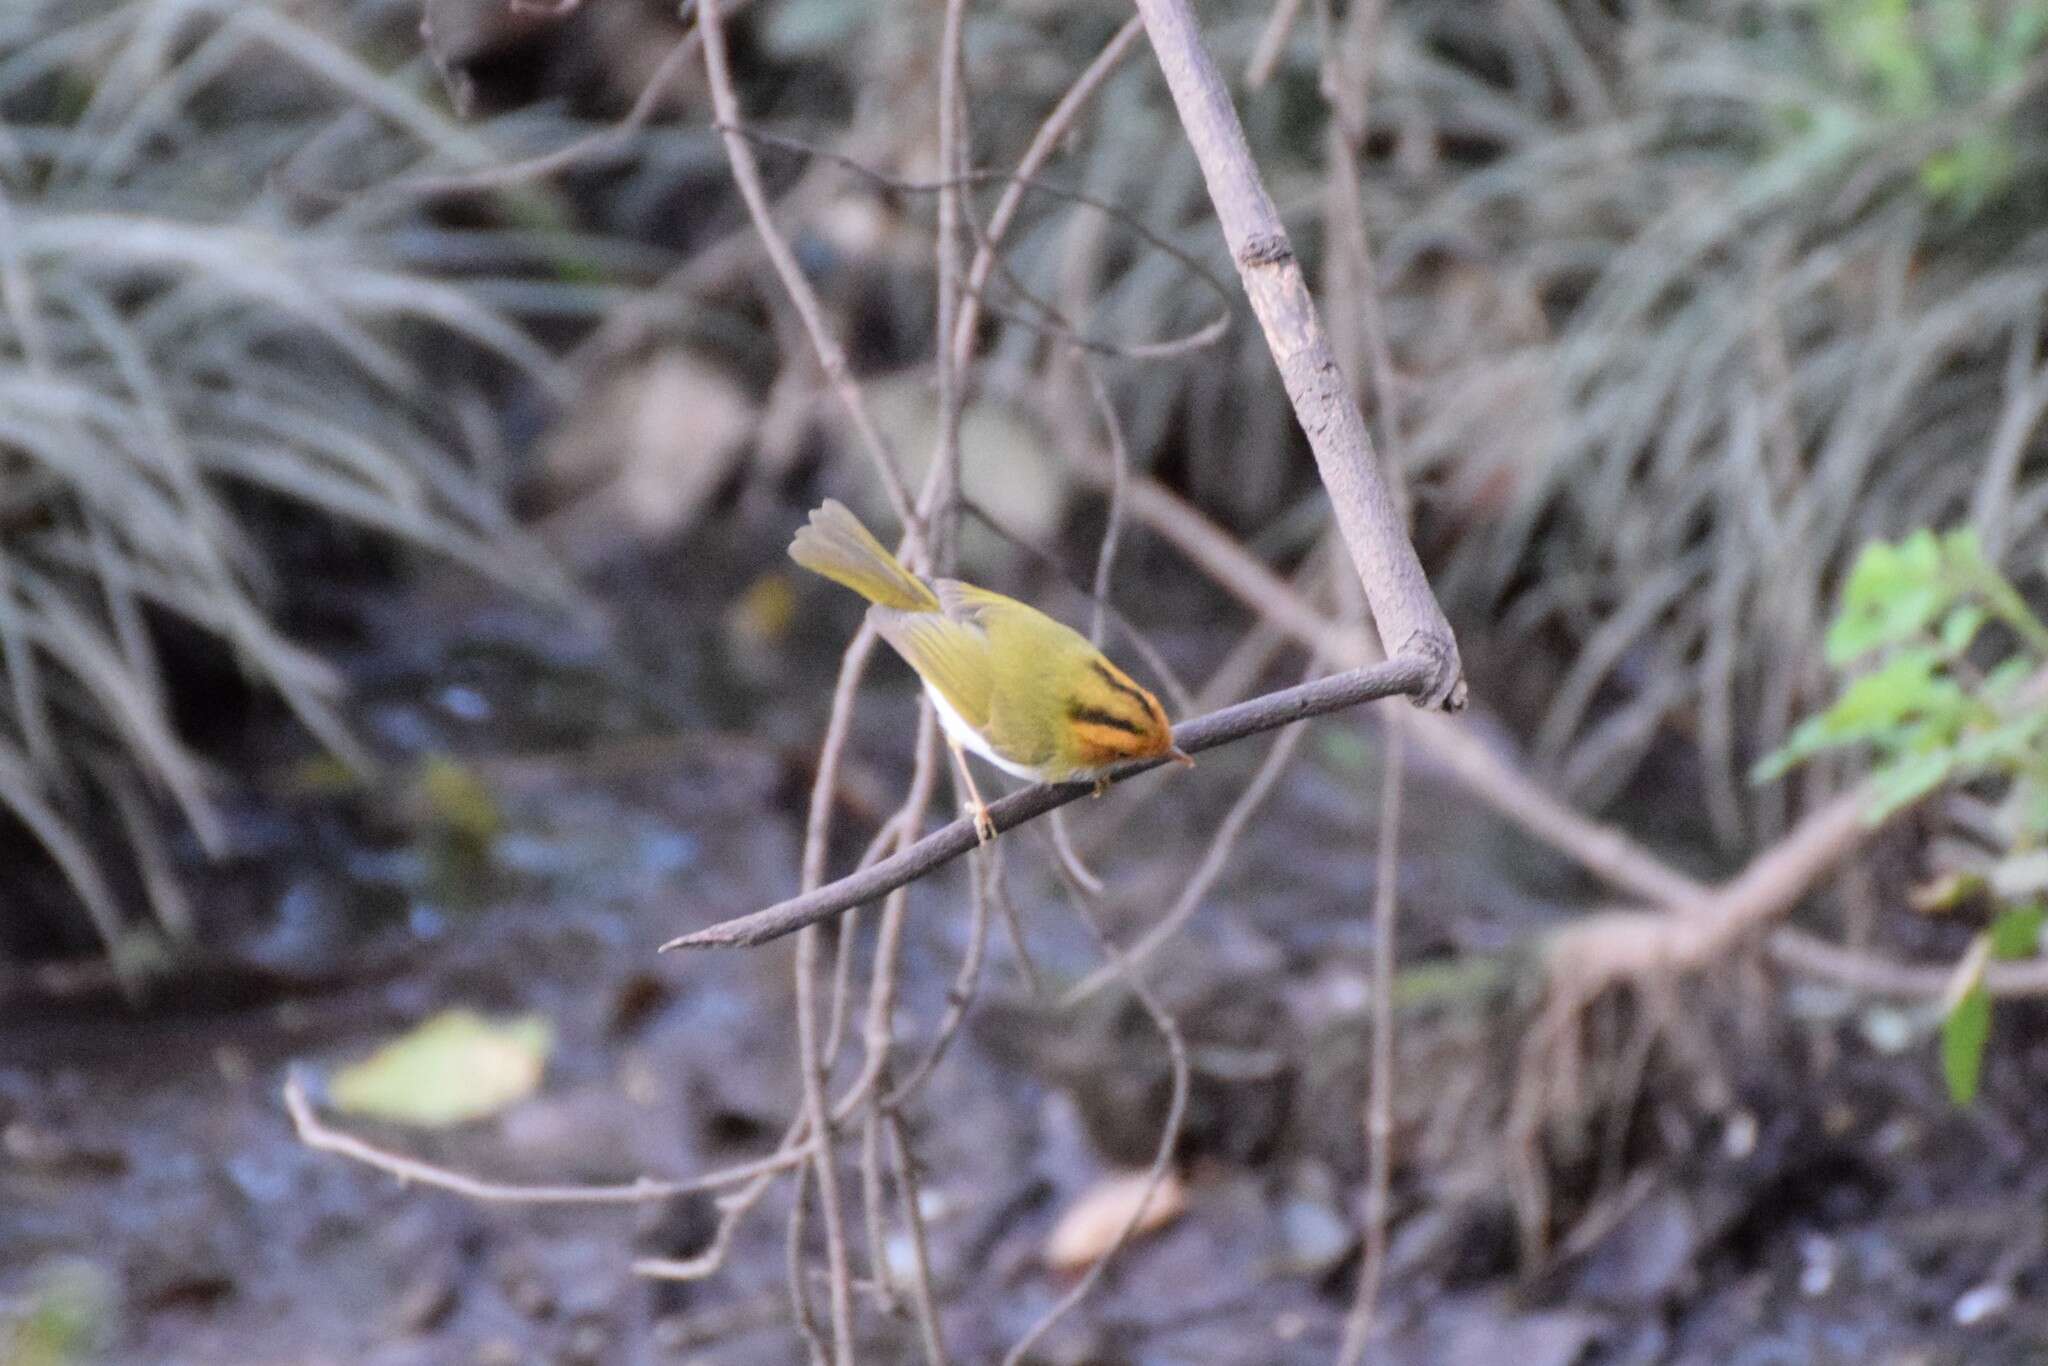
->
[1167,746,1195,768]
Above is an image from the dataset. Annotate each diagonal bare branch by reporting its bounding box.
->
[663,656,1434,951]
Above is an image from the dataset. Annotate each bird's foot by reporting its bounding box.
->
[969,802,996,845]
[1091,776,1110,798]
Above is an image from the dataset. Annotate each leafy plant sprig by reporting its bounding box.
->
[1814,0,2048,212]
[1756,527,2048,1101]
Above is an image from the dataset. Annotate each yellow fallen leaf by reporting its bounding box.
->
[330,1009,552,1128]
[1042,1169,1188,1271]
[727,572,797,647]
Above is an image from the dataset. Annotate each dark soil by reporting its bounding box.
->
[7,554,2048,1366]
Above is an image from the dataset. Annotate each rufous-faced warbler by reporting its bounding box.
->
[789,499,1191,840]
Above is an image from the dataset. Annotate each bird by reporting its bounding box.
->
[788,499,1190,841]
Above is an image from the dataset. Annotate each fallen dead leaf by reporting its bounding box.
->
[540,353,756,563]
[1041,1169,1188,1272]
[330,1009,553,1128]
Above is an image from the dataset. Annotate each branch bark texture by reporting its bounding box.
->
[663,656,1433,950]
[1130,0,1464,709]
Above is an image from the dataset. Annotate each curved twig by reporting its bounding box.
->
[697,0,919,541]
[283,1071,802,1203]
[715,125,1236,361]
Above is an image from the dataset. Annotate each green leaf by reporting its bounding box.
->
[1821,649,1951,740]
[1921,132,2017,214]
[1828,533,1948,664]
[1940,603,1988,655]
[1941,526,1991,574]
[1942,980,1992,1104]
[330,1009,553,1128]
[413,755,503,844]
[1752,713,1837,784]
[1990,903,2047,959]
[1952,710,2048,770]
[1984,657,2035,701]
[1867,747,1956,821]
[5,1260,113,1366]
[2003,773,2048,842]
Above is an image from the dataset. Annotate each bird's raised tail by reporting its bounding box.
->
[788,500,940,613]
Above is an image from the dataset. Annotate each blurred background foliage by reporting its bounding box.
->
[6,0,2048,1358]
[3,0,2048,955]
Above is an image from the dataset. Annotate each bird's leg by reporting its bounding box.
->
[947,739,995,844]
[1091,776,1110,798]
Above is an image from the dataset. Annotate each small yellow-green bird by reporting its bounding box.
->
[789,500,1190,840]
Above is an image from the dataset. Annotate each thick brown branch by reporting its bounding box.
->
[661,656,1434,950]
[1129,0,1464,709]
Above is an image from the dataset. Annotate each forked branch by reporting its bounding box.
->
[1130,0,1464,709]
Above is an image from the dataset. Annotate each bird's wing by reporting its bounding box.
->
[933,578,1018,626]
[868,606,993,731]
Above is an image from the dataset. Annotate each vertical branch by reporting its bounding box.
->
[858,1105,898,1313]
[948,17,1146,377]
[1084,362,1131,649]
[1002,873,1190,1366]
[918,0,973,551]
[785,1159,829,1364]
[1128,0,1462,708]
[888,1110,953,1366]
[1317,0,1405,520]
[697,0,922,547]
[1338,708,1405,1365]
[795,921,857,1363]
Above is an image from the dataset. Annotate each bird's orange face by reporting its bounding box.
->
[1057,658,1176,772]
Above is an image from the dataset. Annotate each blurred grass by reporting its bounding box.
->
[1366,0,2048,841]
[8,0,2047,953]
[0,0,600,959]
[864,0,2048,844]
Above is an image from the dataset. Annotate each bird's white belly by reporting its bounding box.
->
[925,684,1043,781]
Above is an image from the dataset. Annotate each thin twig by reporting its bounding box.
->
[392,19,701,199]
[1543,786,1873,1003]
[664,657,1434,950]
[635,1165,785,1279]
[1337,710,1403,1365]
[1045,807,1106,896]
[794,921,856,1364]
[786,1155,828,1363]
[888,1110,953,1366]
[1094,471,1707,908]
[885,844,993,1107]
[859,1105,898,1314]
[1245,0,1307,89]
[1769,927,2048,997]
[926,0,970,560]
[948,15,1149,374]
[1002,864,1190,1366]
[988,839,1045,995]
[722,125,1235,364]
[1084,362,1131,650]
[283,1073,801,1202]
[1060,705,1311,1004]
[697,0,920,541]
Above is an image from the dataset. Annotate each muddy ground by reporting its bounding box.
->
[7,535,2048,1366]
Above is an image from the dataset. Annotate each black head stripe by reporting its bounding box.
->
[1088,659,1154,710]
[1066,702,1146,736]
